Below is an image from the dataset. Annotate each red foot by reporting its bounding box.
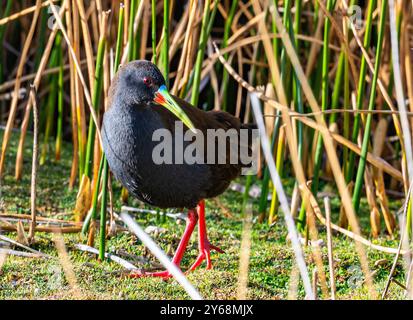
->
[127,209,198,280]
[189,240,224,271]
[189,200,224,271]
[125,200,224,278]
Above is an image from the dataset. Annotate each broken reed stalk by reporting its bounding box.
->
[0,224,81,234]
[0,0,56,26]
[28,86,39,244]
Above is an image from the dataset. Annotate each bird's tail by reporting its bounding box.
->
[239,123,257,169]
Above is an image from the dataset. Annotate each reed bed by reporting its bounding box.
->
[0,0,412,300]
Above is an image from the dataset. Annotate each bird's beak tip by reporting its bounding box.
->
[154,86,196,131]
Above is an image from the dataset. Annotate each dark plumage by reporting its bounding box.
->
[102,60,255,277]
[102,60,253,209]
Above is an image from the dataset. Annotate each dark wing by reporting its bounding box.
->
[152,95,255,199]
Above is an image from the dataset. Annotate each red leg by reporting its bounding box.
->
[129,209,198,278]
[189,200,224,271]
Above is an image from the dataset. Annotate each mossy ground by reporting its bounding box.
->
[0,129,407,300]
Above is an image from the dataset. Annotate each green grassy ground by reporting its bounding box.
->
[0,129,407,299]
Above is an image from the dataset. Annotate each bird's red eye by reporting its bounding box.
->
[143,77,152,87]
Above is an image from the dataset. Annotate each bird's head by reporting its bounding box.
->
[113,60,195,131]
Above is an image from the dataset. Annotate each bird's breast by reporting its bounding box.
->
[102,105,209,208]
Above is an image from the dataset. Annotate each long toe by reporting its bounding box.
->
[188,252,207,271]
[128,270,173,279]
[188,241,223,271]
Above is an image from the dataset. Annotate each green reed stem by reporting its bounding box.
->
[352,0,387,212]
[271,1,279,60]
[292,0,303,226]
[265,5,300,225]
[297,0,336,231]
[346,0,377,184]
[151,0,157,63]
[128,0,138,62]
[84,29,106,178]
[310,0,335,194]
[99,156,108,261]
[268,129,285,224]
[162,0,169,86]
[55,40,64,161]
[342,47,350,178]
[258,129,278,220]
[40,33,62,165]
[40,73,58,165]
[115,4,125,69]
[81,156,104,234]
[206,1,218,38]
[258,2,291,223]
[181,0,218,101]
[280,0,293,102]
[133,18,142,60]
[191,0,216,107]
[385,6,402,108]
[96,6,125,259]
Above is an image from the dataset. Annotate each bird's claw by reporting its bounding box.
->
[189,240,224,271]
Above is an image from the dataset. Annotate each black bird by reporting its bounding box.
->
[102,60,255,277]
